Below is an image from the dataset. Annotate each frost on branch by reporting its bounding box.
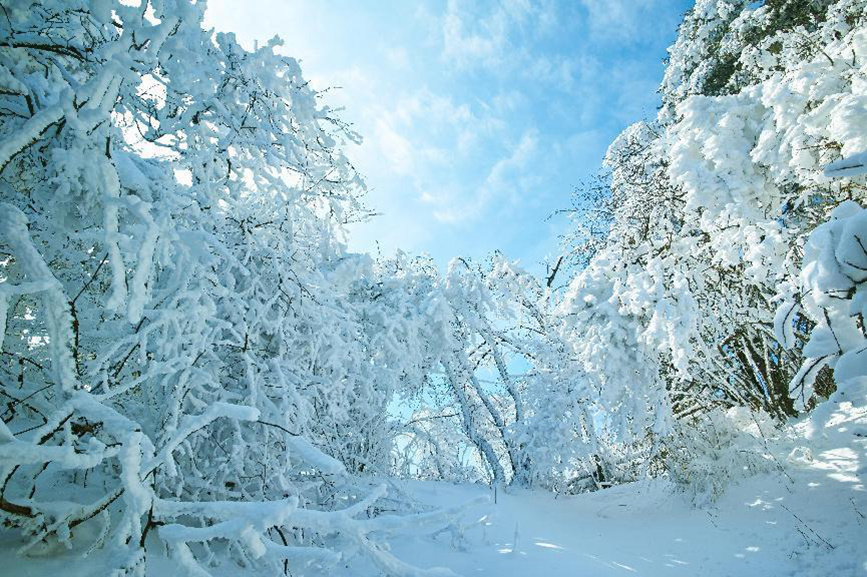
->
[825,150,867,178]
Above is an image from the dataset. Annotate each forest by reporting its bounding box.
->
[0,0,865,575]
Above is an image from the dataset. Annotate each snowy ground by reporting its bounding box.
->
[2,472,864,577]
[3,414,865,577]
[373,410,867,577]
[379,470,863,577]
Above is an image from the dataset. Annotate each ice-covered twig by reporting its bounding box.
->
[824,151,867,178]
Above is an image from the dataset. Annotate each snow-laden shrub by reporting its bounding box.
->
[665,407,778,505]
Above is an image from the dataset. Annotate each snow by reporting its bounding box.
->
[284,435,347,476]
[779,200,867,409]
[0,103,65,174]
[362,401,867,577]
[825,150,867,178]
[4,420,864,576]
[2,0,866,575]
[387,480,814,575]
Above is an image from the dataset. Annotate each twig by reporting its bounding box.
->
[780,504,834,549]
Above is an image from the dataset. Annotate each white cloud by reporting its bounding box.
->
[433,129,540,223]
[578,0,685,43]
[204,0,685,276]
[385,46,410,69]
[373,119,414,175]
[441,0,508,66]
[486,130,538,191]
[440,0,557,72]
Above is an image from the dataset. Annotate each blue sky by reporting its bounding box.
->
[205,0,693,277]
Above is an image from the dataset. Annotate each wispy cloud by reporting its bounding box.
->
[205,0,692,274]
[578,0,687,43]
[432,129,540,223]
[439,0,558,72]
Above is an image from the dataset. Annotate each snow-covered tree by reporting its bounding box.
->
[552,0,867,497]
[0,2,471,575]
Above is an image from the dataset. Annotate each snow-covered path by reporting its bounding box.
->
[3,421,863,577]
[379,457,864,576]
